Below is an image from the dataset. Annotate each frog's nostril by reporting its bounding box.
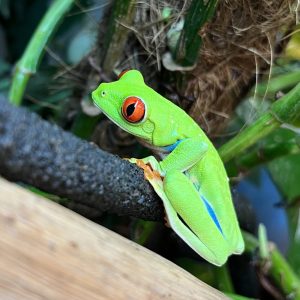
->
[101,91,106,97]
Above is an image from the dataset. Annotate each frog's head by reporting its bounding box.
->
[92,70,155,142]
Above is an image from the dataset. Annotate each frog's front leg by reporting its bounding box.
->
[159,137,208,173]
[128,137,208,194]
[129,137,208,177]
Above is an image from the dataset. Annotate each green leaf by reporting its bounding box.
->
[268,154,300,204]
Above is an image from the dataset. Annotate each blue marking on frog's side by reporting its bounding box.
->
[161,139,184,152]
[201,195,224,235]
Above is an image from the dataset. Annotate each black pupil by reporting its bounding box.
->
[126,103,136,116]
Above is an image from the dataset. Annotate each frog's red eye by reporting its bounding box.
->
[121,96,145,123]
[118,69,130,79]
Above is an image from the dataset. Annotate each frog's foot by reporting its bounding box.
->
[128,156,164,181]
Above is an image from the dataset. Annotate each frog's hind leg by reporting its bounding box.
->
[163,170,231,266]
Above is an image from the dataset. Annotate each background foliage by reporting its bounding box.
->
[0,0,300,299]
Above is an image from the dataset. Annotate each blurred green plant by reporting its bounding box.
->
[0,0,10,18]
[219,83,300,163]
[176,258,235,293]
[101,0,136,74]
[174,0,218,66]
[255,70,300,97]
[255,225,300,300]
[8,0,74,106]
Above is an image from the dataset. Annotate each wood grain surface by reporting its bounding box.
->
[0,178,228,300]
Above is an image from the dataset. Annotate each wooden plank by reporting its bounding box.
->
[0,178,228,300]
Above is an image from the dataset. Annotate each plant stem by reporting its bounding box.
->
[256,70,300,96]
[258,224,269,260]
[242,231,259,252]
[269,249,300,300]
[8,0,74,106]
[219,83,300,163]
[174,0,218,66]
[101,0,136,74]
[215,266,234,293]
[233,138,299,172]
[243,229,300,299]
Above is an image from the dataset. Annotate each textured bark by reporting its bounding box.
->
[0,97,163,220]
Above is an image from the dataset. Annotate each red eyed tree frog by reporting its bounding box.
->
[92,70,244,266]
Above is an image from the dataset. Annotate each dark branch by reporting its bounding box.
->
[0,97,163,220]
